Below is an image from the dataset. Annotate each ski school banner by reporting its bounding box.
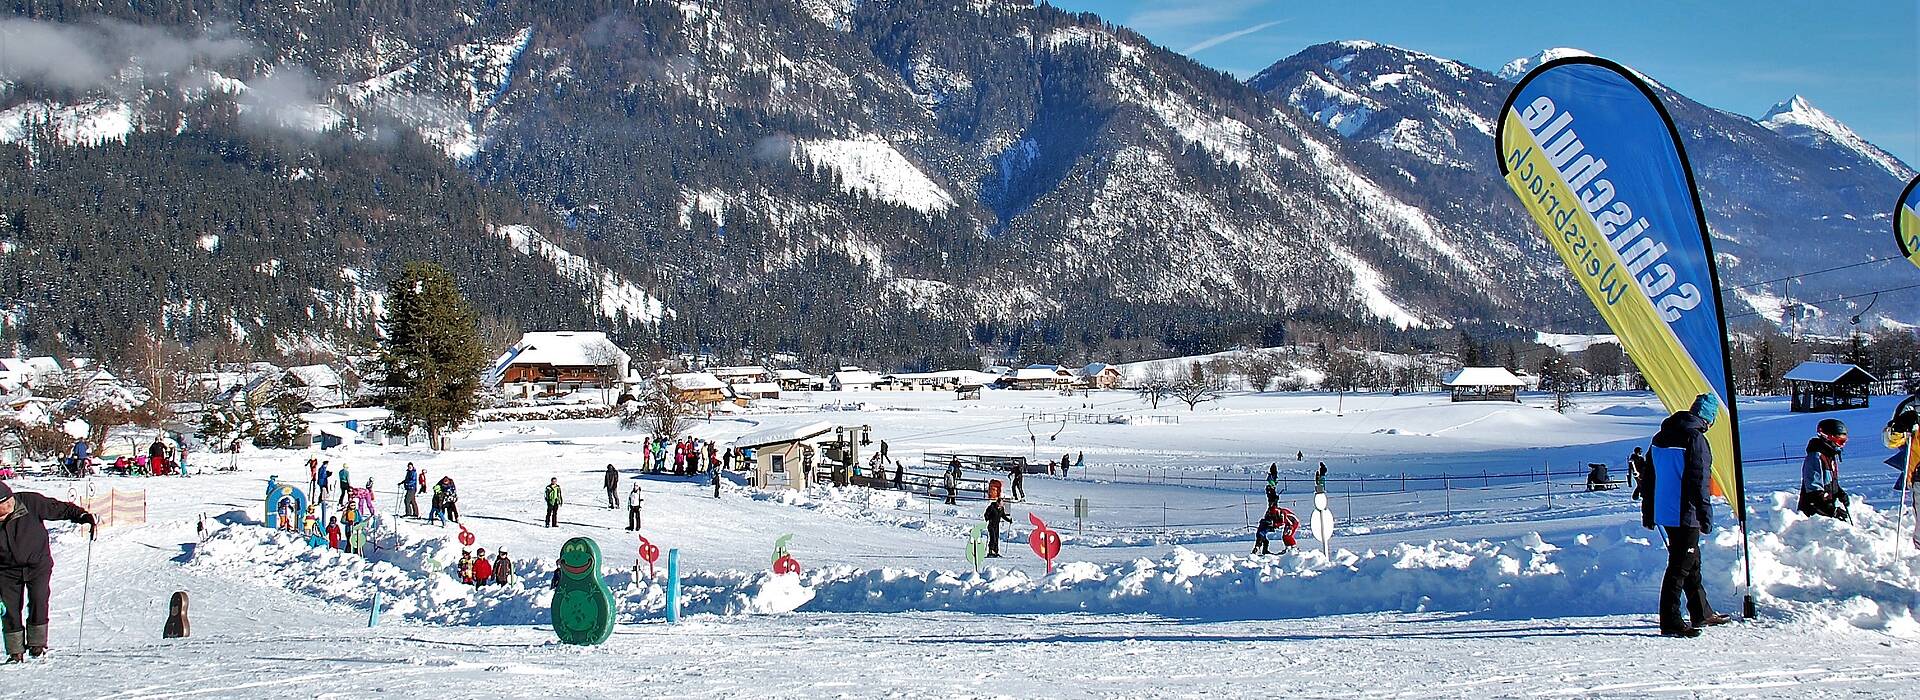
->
[1496,57,1744,505]
[1898,174,1920,271]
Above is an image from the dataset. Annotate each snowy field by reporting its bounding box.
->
[12,389,1920,697]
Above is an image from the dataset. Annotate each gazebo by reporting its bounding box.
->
[1441,367,1527,403]
[1783,362,1876,413]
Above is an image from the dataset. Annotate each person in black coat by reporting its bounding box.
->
[984,498,1012,557]
[0,482,94,661]
[603,464,620,509]
[1644,394,1731,638]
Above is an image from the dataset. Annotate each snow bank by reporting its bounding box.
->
[191,494,1920,633]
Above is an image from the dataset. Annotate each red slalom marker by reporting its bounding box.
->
[1028,513,1061,574]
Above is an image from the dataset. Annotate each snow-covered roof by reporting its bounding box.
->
[774,369,822,381]
[1783,362,1877,385]
[300,407,392,425]
[1079,363,1120,376]
[1008,368,1070,381]
[1441,367,1526,387]
[709,366,769,378]
[734,421,836,450]
[734,382,782,395]
[284,364,343,388]
[832,370,883,386]
[308,422,360,440]
[664,372,726,392]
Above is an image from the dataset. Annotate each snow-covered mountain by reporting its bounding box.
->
[1249,41,1917,333]
[0,4,1911,363]
[1761,95,1915,180]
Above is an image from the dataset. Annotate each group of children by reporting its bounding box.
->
[645,436,727,476]
[456,548,514,587]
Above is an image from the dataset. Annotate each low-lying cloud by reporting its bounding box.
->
[0,18,252,92]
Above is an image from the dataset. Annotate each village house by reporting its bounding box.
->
[774,369,827,392]
[487,331,631,400]
[830,368,884,391]
[662,372,732,405]
[1003,365,1075,391]
[1076,363,1124,390]
[709,366,771,385]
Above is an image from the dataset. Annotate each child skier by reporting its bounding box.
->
[1799,419,1850,520]
[325,517,341,550]
[472,548,493,587]
[493,550,513,585]
[458,550,474,584]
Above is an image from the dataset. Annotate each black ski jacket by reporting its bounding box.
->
[0,491,89,576]
[1646,411,1714,532]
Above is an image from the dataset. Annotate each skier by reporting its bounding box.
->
[1627,447,1649,501]
[1296,451,1303,462]
[1267,462,1278,486]
[472,548,493,588]
[1252,510,1278,555]
[439,476,461,522]
[1798,419,1850,520]
[603,464,620,509]
[276,497,295,532]
[674,444,687,475]
[544,478,563,528]
[892,459,904,490]
[983,497,1011,557]
[0,483,95,662]
[1075,451,1084,471]
[69,439,89,476]
[493,550,513,585]
[307,457,320,489]
[337,465,353,507]
[326,517,341,550]
[711,458,721,499]
[1315,463,1328,494]
[1008,463,1025,501]
[316,461,333,506]
[943,462,959,505]
[1265,483,1279,511]
[625,483,643,531]
[400,463,420,518]
[1276,507,1301,551]
[427,480,447,526]
[1645,393,1731,638]
[457,550,473,584]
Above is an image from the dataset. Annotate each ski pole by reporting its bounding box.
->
[77,525,95,648]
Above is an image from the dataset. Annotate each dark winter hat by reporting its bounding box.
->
[1690,393,1721,424]
[0,481,12,501]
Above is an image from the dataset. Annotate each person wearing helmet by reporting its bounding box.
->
[1799,419,1850,521]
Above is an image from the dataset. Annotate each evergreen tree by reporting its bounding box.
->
[376,262,488,450]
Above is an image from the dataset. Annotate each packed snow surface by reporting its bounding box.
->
[11,390,1920,696]
[792,137,956,213]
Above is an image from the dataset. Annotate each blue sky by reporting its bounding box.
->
[1047,0,1920,166]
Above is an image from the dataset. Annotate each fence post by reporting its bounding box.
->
[1445,477,1451,516]
[1483,469,1488,488]
[1162,501,1167,531]
[1400,472,1406,492]
[1243,495,1249,528]
[1546,466,1553,508]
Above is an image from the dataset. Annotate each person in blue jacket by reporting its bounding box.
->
[1644,393,1732,638]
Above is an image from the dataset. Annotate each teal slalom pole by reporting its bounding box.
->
[665,549,680,624]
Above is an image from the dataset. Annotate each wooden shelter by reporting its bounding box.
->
[1784,362,1875,413]
[1441,367,1526,403]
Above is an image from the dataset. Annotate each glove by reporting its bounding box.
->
[78,512,97,525]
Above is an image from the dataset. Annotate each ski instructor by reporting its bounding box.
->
[0,482,95,662]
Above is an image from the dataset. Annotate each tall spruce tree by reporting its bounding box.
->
[377,262,487,450]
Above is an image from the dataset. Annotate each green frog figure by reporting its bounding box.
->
[550,537,616,645]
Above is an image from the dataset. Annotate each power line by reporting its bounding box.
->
[1529,256,1901,333]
